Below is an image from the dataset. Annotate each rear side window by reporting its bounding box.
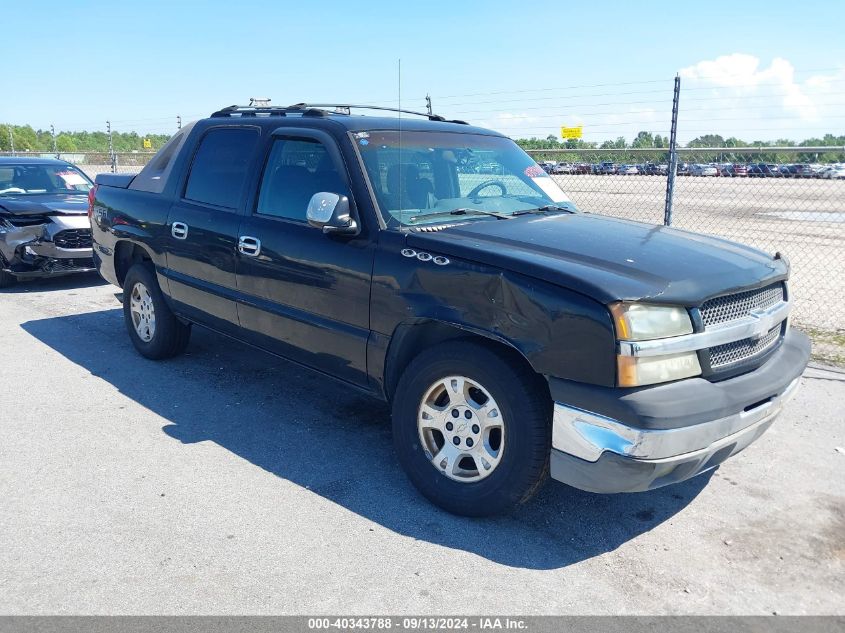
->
[130,121,195,194]
[184,127,259,208]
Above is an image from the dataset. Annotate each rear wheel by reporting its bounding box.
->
[392,340,552,516]
[123,263,190,359]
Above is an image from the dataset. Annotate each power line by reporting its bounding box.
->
[431,78,672,100]
[439,87,675,107]
[469,111,845,124]
[443,89,845,115]
[426,66,844,102]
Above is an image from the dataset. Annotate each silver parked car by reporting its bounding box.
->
[616,164,639,175]
[820,165,845,179]
[690,163,718,177]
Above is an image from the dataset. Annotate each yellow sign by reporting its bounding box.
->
[560,126,583,140]
[142,138,152,149]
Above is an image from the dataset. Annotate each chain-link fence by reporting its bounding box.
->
[0,151,157,178]
[59,151,156,177]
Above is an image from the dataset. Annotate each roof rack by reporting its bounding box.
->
[210,102,468,124]
[210,104,301,118]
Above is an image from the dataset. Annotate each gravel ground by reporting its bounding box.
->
[0,275,843,615]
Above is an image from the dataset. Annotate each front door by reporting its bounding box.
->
[165,126,260,332]
[235,130,373,387]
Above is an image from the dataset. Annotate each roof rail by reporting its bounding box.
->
[210,102,468,124]
[210,104,298,118]
[289,103,459,122]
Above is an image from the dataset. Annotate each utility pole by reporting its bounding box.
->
[425,94,432,116]
[7,126,14,155]
[177,114,182,130]
[663,74,681,227]
[107,120,116,173]
[51,124,58,157]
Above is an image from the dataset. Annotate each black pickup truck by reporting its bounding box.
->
[90,103,810,516]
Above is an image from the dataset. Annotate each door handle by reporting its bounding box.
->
[171,222,189,239]
[238,236,261,257]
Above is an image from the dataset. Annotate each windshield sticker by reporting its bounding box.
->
[524,165,545,178]
[531,177,570,203]
[358,139,369,146]
[56,171,88,186]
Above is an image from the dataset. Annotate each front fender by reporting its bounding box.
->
[371,235,617,388]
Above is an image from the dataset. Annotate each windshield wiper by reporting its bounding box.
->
[511,205,575,216]
[409,208,513,223]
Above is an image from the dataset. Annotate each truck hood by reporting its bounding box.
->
[405,213,788,305]
[0,193,90,216]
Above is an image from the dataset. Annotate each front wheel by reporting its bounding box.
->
[392,341,552,516]
[123,263,190,359]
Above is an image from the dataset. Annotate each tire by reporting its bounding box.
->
[392,340,552,516]
[123,263,190,360]
[0,268,15,289]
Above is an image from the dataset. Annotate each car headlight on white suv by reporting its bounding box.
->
[609,302,701,387]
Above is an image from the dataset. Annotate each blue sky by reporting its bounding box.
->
[3,0,843,143]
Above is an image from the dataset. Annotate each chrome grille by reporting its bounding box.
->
[709,325,781,368]
[53,229,92,249]
[699,283,784,327]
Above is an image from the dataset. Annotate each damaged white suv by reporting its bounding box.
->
[0,157,95,287]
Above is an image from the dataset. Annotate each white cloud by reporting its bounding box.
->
[464,55,843,143]
[680,54,822,121]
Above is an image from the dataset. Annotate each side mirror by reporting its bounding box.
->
[306,192,358,236]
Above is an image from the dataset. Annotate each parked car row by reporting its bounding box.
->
[538,160,845,178]
[691,162,845,179]
[540,161,666,175]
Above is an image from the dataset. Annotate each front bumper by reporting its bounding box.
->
[548,328,810,493]
[0,215,94,278]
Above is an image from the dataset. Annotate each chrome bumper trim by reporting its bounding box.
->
[551,376,800,462]
[618,300,790,357]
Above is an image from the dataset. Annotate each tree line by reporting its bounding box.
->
[0,124,171,153]
[1,122,843,163]
[515,131,845,163]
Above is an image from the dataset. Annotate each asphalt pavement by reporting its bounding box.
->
[1,274,843,614]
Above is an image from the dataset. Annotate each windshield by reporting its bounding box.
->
[0,163,93,196]
[354,131,577,226]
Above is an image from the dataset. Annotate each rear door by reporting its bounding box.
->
[164,126,260,332]
[234,129,373,387]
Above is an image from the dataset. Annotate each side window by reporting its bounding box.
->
[130,121,196,194]
[0,167,14,189]
[184,127,259,208]
[256,138,350,221]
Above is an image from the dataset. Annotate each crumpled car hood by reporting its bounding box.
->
[0,193,89,216]
[405,213,788,305]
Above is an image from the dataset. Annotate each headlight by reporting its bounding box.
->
[617,352,701,387]
[609,302,693,340]
[610,302,700,387]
